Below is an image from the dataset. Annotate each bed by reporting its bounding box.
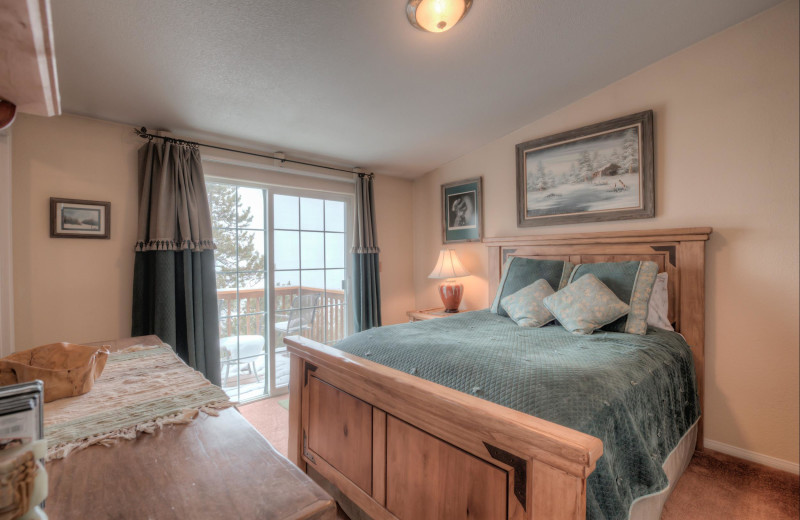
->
[286,227,711,520]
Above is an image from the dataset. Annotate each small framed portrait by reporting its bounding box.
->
[441,177,482,243]
[50,198,111,239]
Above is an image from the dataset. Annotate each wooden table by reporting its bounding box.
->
[406,307,467,322]
[45,335,336,520]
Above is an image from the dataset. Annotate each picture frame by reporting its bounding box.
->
[516,110,654,227]
[50,198,111,239]
[441,177,482,243]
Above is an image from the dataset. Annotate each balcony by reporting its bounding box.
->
[217,285,347,401]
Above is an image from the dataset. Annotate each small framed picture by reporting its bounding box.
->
[50,198,111,239]
[441,177,482,243]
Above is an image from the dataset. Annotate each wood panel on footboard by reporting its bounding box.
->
[286,336,603,520]
[287,227,710,520]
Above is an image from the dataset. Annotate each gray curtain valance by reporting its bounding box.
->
[351,173,380,254]
[136,141,215,252]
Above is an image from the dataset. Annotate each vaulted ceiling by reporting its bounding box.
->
[52,0,782,177]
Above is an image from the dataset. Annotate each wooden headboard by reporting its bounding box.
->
[484,227,712,449]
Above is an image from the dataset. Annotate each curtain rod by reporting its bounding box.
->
[134,127,373,177]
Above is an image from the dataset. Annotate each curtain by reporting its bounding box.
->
[352,173,381,332]
[131,140,221,385]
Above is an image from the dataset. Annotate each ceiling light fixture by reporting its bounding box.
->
[407,0,472,33]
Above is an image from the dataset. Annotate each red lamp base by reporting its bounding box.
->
[437,280,464,313]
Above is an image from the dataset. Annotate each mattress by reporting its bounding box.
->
[333,310,700,520]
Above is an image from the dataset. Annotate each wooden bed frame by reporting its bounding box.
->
[286,227,711,520]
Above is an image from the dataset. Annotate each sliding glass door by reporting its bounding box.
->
[208,180,351,402]
[270,189,351,394]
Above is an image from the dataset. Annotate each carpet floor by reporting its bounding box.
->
[239,397,799,519]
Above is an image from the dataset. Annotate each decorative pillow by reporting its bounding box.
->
[542,274,630,335]
[647,272,674,331]
[568,261,659,335]
[500,279,556,328]
[491,257,574,317]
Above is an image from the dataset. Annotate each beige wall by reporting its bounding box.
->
[11,113,415,350]
[373,175,416,325]
[12,114,141,348]
[413,1,799,464]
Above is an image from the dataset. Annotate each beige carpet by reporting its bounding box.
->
[662,449,799,519]
[238,395,289,459]
[239,397,799,519]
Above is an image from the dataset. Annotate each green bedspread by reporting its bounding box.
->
[333,310,700,520]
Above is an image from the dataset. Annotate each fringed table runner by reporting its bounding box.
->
[44,344,234,461]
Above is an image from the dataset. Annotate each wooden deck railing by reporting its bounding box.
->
[217,286,346,347]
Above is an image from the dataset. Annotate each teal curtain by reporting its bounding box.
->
[131,140,220,385]
[352,174,381,332]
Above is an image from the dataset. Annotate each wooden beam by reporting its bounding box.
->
[0,0,60,116]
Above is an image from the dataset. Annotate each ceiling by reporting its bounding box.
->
[51,0,781,178]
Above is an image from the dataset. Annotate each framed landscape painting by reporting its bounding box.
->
[441,177,482,243]
[50,198,111,239]
[516,110,654,227]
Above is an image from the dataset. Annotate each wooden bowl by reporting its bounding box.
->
[0,343,110,402]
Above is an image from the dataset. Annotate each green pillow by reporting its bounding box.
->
[568,261,658,335]
[491,257,574,317]
[543,274,630,335]
[500,279,556,328]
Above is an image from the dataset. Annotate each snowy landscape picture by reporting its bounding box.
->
[516,111,654,227]
[50,198,111,239]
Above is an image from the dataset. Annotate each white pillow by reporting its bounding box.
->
[647,272,673,331]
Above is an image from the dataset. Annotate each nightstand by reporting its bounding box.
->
[406,307,466,322]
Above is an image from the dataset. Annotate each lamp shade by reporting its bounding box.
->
[407,0,473,33]
[428,249,470,279]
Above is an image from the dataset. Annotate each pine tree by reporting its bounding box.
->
[578,150,594,181]
[207,183,265,290]
[534,160,548,190]
[568,162,580,183]
[621,129,639,174]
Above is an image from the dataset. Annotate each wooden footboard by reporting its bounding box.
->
[286,336,603,520]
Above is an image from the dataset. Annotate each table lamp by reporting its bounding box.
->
[428,249,470,312]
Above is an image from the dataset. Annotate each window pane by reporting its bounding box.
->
[237,315,266,346]
[237,187,264,230]
[326,269,346,295]
[274,230,299,270]
[274,195,299,230]
[215,268,237,287]
[275,350,290,387]
[217,285,238,318]
[325,200,345,232]
[300,198,324,231]
[300,270,325,304]
[207,183,237,229]
[325,232,345,269]
[237,230,265,272]
[301,231,324,269]
[325,306,347,344]
[237,274,265,315]
[238,354,267,401]
[213,228,238,273]
[274,270,300,311]
[274,270,299,351]
[219,319,237,350]
[219,325,239,397]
